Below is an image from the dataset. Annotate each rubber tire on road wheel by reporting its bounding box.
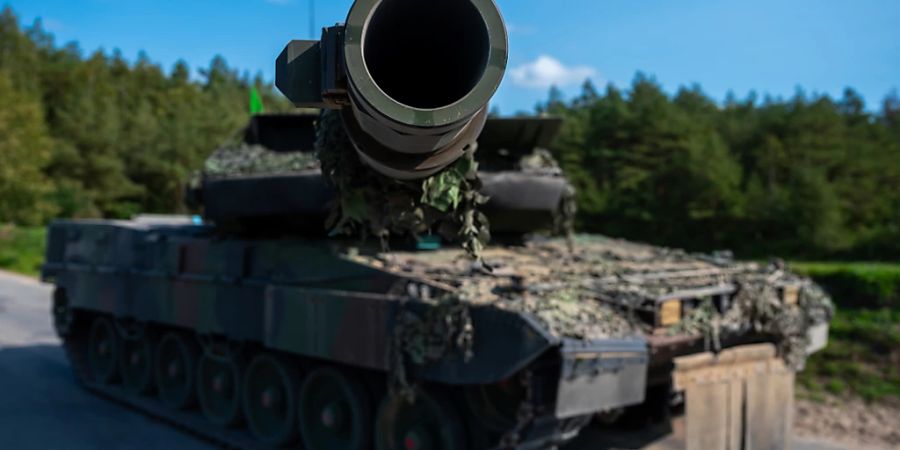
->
[242,354,301,446]
[87,317,118,384]
[119,332,155,394]
[375,387,466,450]
[197,351,243,427]
[155,332,199,409]
[299,367,372,450]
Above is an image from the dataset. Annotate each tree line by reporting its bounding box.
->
[541,78,900,259]
[0,7,289,224]
[1,7,898,259]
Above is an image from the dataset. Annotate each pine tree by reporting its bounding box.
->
[0,70,56,224]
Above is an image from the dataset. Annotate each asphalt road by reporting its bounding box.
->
[0,271,856,450]
[0,271,213,450]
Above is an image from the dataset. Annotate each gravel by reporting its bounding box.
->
[794,394,900,449]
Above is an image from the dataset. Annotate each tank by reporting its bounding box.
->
[41,1,833,449]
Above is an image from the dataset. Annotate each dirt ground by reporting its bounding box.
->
[794,393,900,449]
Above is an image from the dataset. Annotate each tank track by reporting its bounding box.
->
[62,318,265,449]
[61,311,588,450]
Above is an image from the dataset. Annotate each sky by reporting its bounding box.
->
[6,0,899,114]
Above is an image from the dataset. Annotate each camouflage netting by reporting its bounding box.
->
[203,143,320,177]
[316,110,491,261]
[387,294,475,401]
[199,115,831,372]
[721,273,833,370]
[358,234,834,369]
[519,148,561,173]
[554,182,578,239]
[517,148,577,239]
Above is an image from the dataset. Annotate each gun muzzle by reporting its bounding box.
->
[277,0,508,179]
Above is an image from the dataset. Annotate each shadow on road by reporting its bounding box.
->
[0,344,212,450]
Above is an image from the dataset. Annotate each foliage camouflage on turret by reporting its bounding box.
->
[203,143,319,177]
[316,110,491,261]
[517,148,577,238]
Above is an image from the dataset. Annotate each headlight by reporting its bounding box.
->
[782,285,800,306]
[659,299,682,326]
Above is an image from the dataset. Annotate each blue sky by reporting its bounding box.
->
[6,0,899,114]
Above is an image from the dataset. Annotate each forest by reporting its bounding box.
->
[1,6,898,260]
[541,79,900,259]
[0,8,291,225]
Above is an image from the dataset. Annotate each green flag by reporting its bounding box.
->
[249,87,265,115]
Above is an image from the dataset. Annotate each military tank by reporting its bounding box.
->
[41,1,832,449]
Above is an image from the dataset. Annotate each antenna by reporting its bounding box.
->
[309,0,316,39]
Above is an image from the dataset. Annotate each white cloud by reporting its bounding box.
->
[509,55,597,89]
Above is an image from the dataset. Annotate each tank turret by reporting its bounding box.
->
[192,113,574,238]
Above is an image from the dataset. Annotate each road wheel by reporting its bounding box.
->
[155,332,199,409]
[243,354,300,446]
[197,350,243,427]
[87,316,118,384]
[119,332,155,394]
[299,367,371,450]
[375,387,465,450]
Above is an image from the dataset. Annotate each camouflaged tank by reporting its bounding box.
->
[41,1,832,449]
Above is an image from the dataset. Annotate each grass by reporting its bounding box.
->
[791,261,900,309]
[798,307,900,403]
[791,261,900,273]
[0,225,47,277]
[793,261,900,403]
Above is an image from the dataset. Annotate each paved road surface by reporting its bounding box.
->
[0,271,213,450]
[0,271,858,449]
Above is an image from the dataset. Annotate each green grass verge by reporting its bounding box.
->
[793,261,900,403]
[0,225,46,277]
[791,261,900,309]
[798,307,900,402]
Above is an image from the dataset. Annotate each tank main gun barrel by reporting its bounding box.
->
[276,0,508,180]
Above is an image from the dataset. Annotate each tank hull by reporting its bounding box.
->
[43,219,648,448]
